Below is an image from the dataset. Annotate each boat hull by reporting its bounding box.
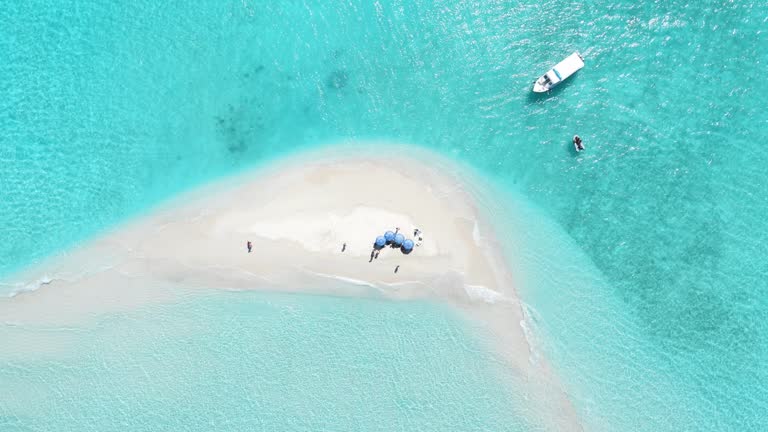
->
[531,52,584,93]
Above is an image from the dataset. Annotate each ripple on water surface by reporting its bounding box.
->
[2,0,768,430]
[0,291,537,431]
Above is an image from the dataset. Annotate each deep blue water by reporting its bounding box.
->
[1,0,767,430]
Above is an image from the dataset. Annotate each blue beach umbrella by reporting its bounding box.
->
[402,239,414,252]
[374,236,386,248]
[393,233,405,246]
[384,231,395,243]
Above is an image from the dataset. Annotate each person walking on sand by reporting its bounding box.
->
[247,241,252,253]
[394,265,400,273]
[342,243,346,252]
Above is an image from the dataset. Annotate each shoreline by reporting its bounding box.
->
[0,143,582,431]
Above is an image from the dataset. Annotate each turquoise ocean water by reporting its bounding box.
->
[1,0,767,430]
[0,292,532,431]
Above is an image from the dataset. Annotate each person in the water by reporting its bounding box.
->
[574,135,585,151]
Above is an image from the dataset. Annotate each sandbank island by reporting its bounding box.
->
[0,144,582,431]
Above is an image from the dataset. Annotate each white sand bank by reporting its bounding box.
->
[0,144,582,431]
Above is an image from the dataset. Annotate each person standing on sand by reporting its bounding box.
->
[342,243,346,252]
[247,241,252,253]
[394,265,399,273]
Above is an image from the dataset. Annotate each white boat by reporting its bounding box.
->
[532,52,584,93]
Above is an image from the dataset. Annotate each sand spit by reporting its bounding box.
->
[0,144,582,431]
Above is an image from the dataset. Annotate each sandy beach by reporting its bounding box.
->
[0,144,581,430]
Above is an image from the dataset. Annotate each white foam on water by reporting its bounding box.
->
[472,220,482,246]
[302,270,377,289]
[6,275,53,298]
[463,284,505,304]
[5,263,118,298]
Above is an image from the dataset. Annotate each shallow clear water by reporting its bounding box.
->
[0,292,531,431]
[1,0,767,430]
